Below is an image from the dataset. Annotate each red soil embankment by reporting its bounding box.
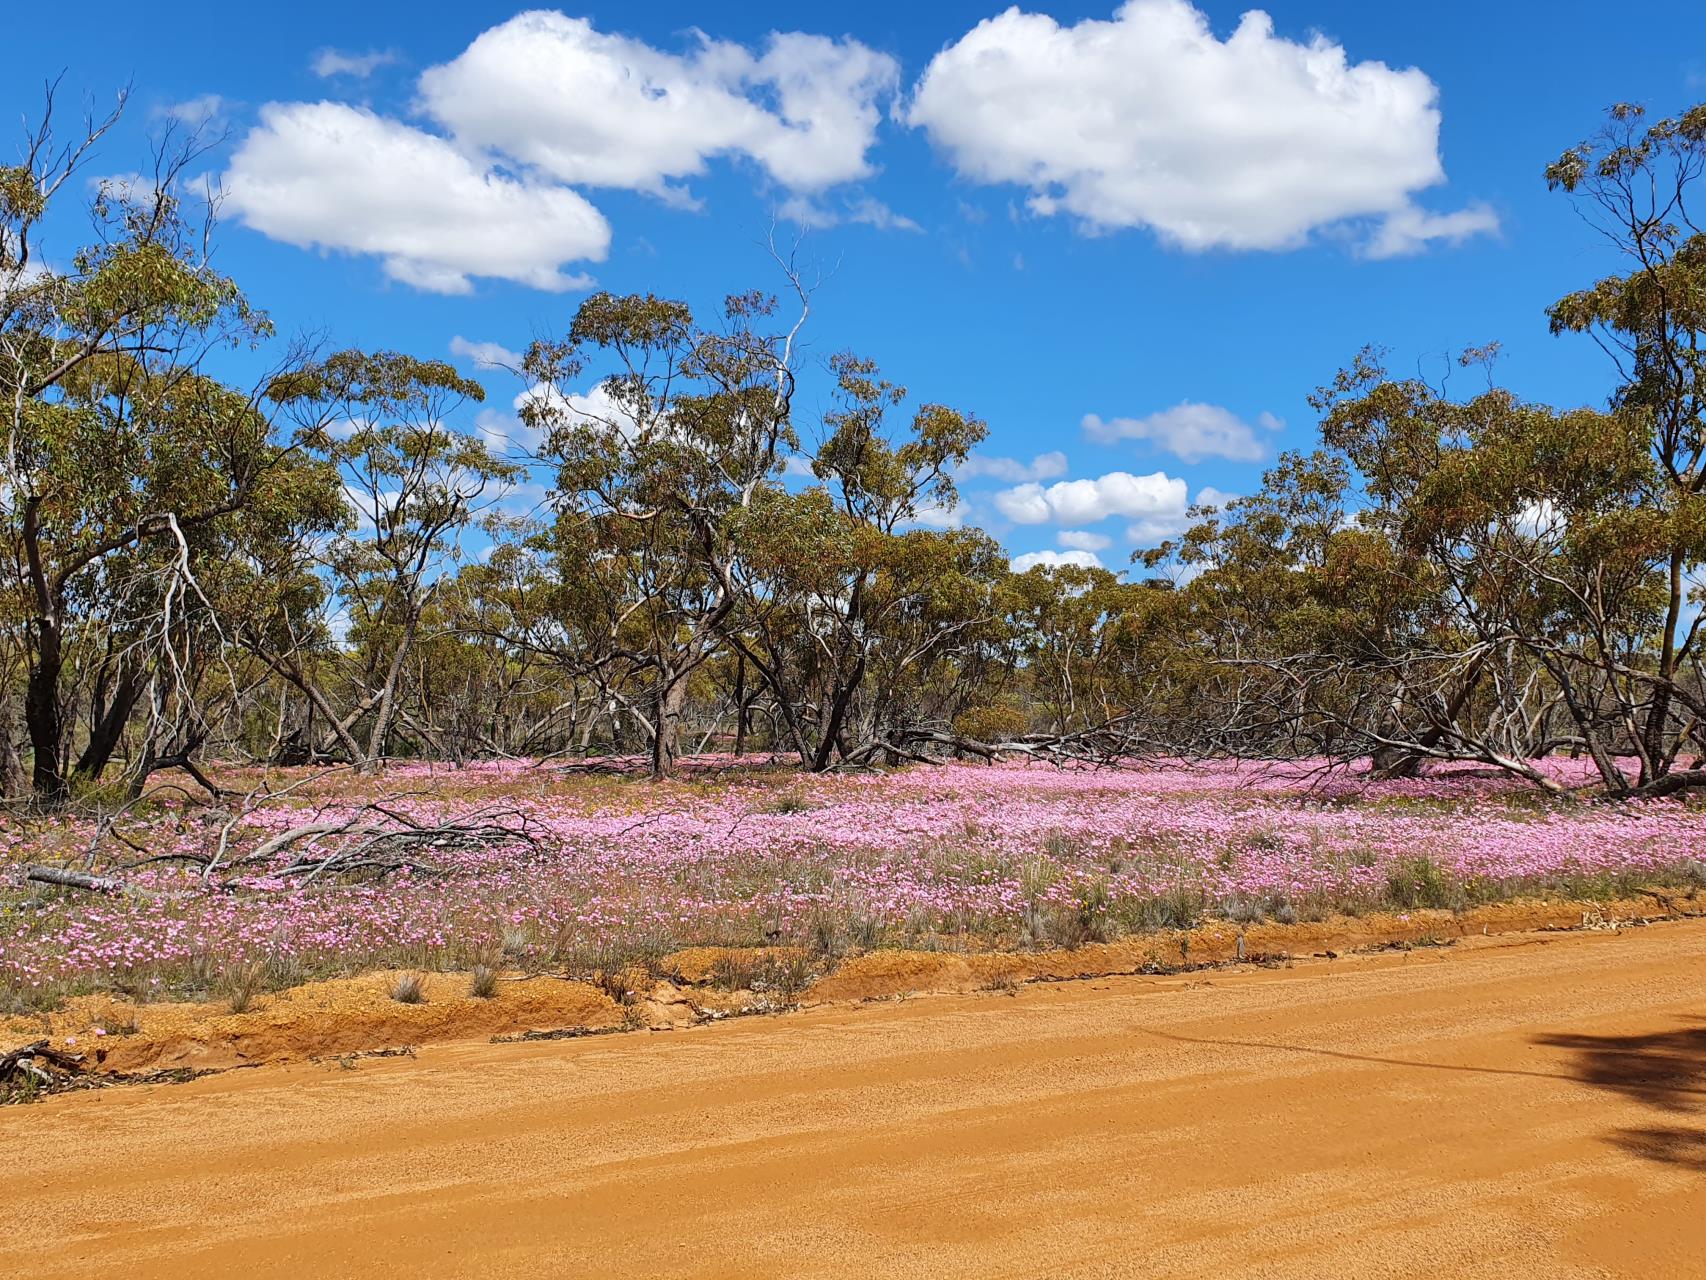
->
[5,891,1700,1074]
[3,912,1705,1277]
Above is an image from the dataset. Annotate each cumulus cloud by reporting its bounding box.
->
[995,470,1188,527]
[222,103,609,294]
[1510,499,1563,540]
[1126,517,1186,543]
[1083,403,1279,463]
[516,380,645,439]
[89,172,151,200]
[1057,529,1111,552]
[1012,548,1104,571]
[416,12,897,197]
[473,408,540,456]
[911,499,970,529]
[959,451,1069,482]
[311,48,398,78]
[450,336,523,371]
[483,379,661,456]
[228,15,907,293]
[0,257,49,302]
[1193,486,1240,511]
[494,478,553,518]
[908,0,1494,255]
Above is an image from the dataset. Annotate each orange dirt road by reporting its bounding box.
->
[4,921,1705,1279]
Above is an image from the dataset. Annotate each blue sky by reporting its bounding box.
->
[15,0,1706,571]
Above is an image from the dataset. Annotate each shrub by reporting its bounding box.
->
[468,965,498,999]
[1386,856,1454,910]
[710,950,759,992]
[762,951,814,1006]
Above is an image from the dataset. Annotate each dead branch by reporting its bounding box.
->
[219,804,540,886]
[23,864,127,894]
[0,1040,85,1087]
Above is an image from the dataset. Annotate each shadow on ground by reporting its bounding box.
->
[1534,1018,1706,1169]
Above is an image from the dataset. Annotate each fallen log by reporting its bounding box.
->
[23,864,126,894]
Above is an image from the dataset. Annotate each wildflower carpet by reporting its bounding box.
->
[6,756,1702,1014]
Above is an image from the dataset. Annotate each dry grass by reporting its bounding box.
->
[222,961,267,1014]
[389,973,426,1004]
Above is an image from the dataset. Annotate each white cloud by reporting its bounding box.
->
[959,451,1069,482]
[517,380,645,439]
[324,416,366,441]
[1193,486,1240,511]
[1083,403,1278,463]
[1362,201,1500,259]
[158,95,226,125]
[908,0,1494,255]
[343,484,402,535]
[223,102,609,294]
[911,500,970,529]
[417,12,897,197]
[450,336,523,371]
[777,193,922,232]
[1127,514,1191,543]
[0,257,49,301]
[474,408,541,456]
[312,48,398,78]
[995,470,1188,526]
[1510,499,1563,540]
[89,172,151,200]
[495,478,552,518]
[232,16,904,293]
[1058,529,1111,552]
[1012,548,1104,571]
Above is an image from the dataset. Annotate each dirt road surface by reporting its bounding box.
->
[4,920,1704,1279]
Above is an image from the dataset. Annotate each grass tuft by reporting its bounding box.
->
[468,965,498,999]
[389,973,427,1004]
[222,960,266,1014]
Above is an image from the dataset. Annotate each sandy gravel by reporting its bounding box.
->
[4,919,1704,1278]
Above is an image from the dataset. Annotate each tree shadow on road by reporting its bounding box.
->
[1139,1019,1706,1171]
[1605,1126,1706,1172]
[1533,1019,1706,1170]
[1532,1020,1706,1113]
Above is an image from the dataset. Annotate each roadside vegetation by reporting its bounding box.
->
[4,756,1701,1015]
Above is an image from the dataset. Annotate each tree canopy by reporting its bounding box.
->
[3,93,1705,803]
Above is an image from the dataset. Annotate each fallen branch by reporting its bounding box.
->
[23,864,127,894]
[221,804,541,886]
[1,1040,85,1086]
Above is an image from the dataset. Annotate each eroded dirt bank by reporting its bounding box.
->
[3,916,1704,1278]
[7,892,1699,1075]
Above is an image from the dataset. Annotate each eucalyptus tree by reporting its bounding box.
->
[1307,353,1663,790]
[521,285,806,777]
[256,351,516,771]
[0,93,341,804]
[1545,100,1706,788]
[1005,563,1138,737]
[729,352,991,768]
